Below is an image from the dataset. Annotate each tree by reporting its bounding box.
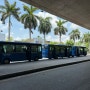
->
[6,36,14,41]
[54,20,68,43]
[66,40,74,46]
[50,41,59,45]
[38,17,52,44]
[20,5,38,42]
[82,32,90,43]
[0,0,20,41]
[82,32,90,52]
[69,29,80,44]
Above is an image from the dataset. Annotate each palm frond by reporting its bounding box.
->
[12,2,16,9]
[1,13,9,24]
[0,5,6,9]
[4,0,10,9]
[31,5,38,12]
[23,5,30,14]
[0,10,5,13]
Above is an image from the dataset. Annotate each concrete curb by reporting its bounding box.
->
[0,59,90,80]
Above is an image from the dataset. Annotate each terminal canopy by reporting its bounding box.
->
[20,0,90,30]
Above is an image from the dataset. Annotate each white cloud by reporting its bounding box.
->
[0,21,8,31]
[62,35,69,42]
[14,37,22,41]
[69,23,81,29]
[46,35,59,42]
[35,12,58,30]
[46,34,69,43]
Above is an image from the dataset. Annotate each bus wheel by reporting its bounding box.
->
[28,59,31,62]
[72,55,74,57]
[34,57,38,61]
[4,59,10,64]
[54,57,58,59]
[61,57,63,59]
[68,56,70,58]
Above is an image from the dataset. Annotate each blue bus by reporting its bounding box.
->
[42,44,58,59]
[0,41,42,64]
[42,44,72,59]
[71,46,87,57]
[59,45,72,58]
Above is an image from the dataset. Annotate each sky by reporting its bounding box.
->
[0,0,90,42]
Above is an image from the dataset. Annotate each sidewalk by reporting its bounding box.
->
[0,55,90,80]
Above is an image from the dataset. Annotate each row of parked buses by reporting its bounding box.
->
[42,44,87,59]
[0,41,87,64]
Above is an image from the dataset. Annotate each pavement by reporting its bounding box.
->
[0,55,90,80]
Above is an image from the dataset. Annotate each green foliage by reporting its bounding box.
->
[69,29,80,43]
[6,36,14,41]
[81,32,90,53]
[54,20,68,43]
[0,0,20,41]
[20,5,38,41]
[50,41,59,45]
[82,32,90,43]
[38,16,52,43]
[66,40,74,46]
[84,42,90,53]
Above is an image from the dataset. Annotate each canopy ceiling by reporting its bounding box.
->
[20,0,90,30]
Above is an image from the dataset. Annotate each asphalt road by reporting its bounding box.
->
[0,61,90,90]
[0,55,90,77]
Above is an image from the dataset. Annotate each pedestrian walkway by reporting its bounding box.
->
[0,55,90,80]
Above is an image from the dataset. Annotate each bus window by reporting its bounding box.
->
[16,45,27,52]
[60,47,65,53]
[85,47,87,52]
[42,45,45,49]
[50,46,54,51]
[0,45,3,53]
[42,45,48,50]
[31,46,37,53]
[38,46,41,52]
[3,45,14,54]
[55,46,60,53]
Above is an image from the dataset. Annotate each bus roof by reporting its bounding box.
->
[0,41,42,45]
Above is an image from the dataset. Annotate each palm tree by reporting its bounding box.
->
[82,32,90,43]
[0,0,20,41]
[38,16,52,44]
[54,20,68,43]
[69,29,80,44]
[20,5,38,42]
[82,32,90,52]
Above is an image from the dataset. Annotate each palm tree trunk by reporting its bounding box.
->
[29,28,31,42]
[59,34,61,44]
[8,16,11,41]
[74,39,75,45]
[44,33,46,44]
